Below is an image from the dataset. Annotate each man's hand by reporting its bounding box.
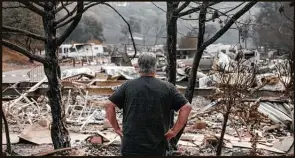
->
[167,103,191,141]
[105,100,123,137]
[115,128,123,137]
[164,129,177,141]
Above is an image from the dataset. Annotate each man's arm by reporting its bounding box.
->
[105,82,127,137]
[165,103,192,141]
[105,100,123,137]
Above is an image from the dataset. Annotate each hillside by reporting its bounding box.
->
[2,47,41,72]
[84,2,261,46]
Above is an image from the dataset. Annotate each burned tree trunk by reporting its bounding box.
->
[216,102,232,155]
[170,2,208,150]
[166,17,179,149]
[166,2,178,85]
[43,2,70,149]
[44,63,70,149]
[166,2,179,150]
[185,2,208,103]
[2,1,101,150]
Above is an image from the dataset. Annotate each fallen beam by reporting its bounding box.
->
[93,80,126,86]
[2,86,288,98]
[2,79,288,99]
[2,88,48,98]
[8,78,47,109]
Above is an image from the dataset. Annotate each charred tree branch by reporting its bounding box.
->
[101,2,137,59]
[55,2,103,29]
[61,1,70,15]
[18,1,45,16]
[175,1,191,14]
[201,2,257,50]
[2,5,27,9]
[55,2,74,14]
[178,1,221,17]
[181,2,245,22]
[2,39,46,64]
[83,2,104,12]
[54,5,78,26]
[35,2,45,8]
[2,25,46,41]
[209,2,245,14]
[56,1,84,45]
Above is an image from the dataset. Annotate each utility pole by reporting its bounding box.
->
[143,36,145,47]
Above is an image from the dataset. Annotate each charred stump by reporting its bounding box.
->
[1,107,12,154]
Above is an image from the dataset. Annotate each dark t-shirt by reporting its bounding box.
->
[109,76,188,156]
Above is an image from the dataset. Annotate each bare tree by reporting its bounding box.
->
[2,2,139,149]
[251,2,294,53]
[160,1,245,85]
[209,57,264,155]
[2,1,106,149]
[151,1,257,149]
[120,16,141,41]
[151,1,251,86]
[165,1,217,85]
[275,2,294,132]
[160,1,256,149]
[102,3,137,58]
[153,17,165,45]
[212,58,250,155]
[185,2,257,102]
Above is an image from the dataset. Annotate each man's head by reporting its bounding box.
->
[138,52,157,75]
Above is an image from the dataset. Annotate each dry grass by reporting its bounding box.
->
[2,47,41,72]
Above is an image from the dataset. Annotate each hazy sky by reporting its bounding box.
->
[83,2,262,48]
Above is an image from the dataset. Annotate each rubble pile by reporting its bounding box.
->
[2,49,294,156]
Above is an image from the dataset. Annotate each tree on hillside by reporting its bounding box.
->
[251,2,294,52]
[153,17,165,45]
[120,16,141,42]
[2,2,44,54]
[61,15,105,43]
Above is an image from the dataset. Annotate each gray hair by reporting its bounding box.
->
[138,52,157,74]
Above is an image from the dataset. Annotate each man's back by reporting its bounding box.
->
[109,76,187,155]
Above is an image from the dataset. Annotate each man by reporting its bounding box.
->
[105,52,192,156]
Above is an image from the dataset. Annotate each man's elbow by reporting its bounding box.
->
[104,101,116,117]
[180,103,192,113]
[104,100,115,109]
